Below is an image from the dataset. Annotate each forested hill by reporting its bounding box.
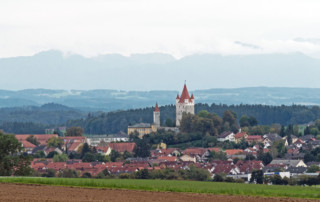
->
[0,103,85,125]
[67,103,320,134]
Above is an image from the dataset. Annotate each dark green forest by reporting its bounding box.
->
[66,103,320,134]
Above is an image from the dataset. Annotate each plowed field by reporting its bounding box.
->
[0,183,317,202]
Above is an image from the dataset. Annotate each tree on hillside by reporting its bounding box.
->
[239,115,250,127]
[222,110,238,133]
[279,125,286,137]
[66,126,84,137]
[248,116,258,126]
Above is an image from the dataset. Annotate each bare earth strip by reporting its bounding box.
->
[0,183,317,202]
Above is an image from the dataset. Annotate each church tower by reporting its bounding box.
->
[153,102,160,127]
[176,83,195,126]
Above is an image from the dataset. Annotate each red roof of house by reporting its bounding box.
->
[208,147,221,153]
[176,94,180,99]
[235,132,247,139]
[15,134,58,145]
[96,146,110,153]
[178,84,192,103]
[191,94,194,99]
[157,156,177,162]
[154,103,160,112]
[183,148,207,156]
[225,149,244,155]
[20,140,36,149]
[236,160,263,173]
[68,141,83,151]
[108,142,136,153]
[212,164,236,174]
[61,136,86,143]
[246,135,263,141]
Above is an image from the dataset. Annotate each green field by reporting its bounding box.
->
[0,177,319,199]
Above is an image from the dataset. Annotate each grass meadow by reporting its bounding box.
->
[0,177,319,199]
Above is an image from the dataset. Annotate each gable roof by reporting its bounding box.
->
[183,148,208,156]
[21,140,36,149]
[212,164,237,174]
[108,142,136,153]
[263,133,282,142]
[218,131,234,138]
[269,159,305,167]
[225,149,244,155]
[246,135,263,141]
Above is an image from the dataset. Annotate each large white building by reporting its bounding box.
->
[176,84,195,126]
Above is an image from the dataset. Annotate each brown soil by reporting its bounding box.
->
[0,183,317,202]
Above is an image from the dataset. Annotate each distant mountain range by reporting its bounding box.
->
[1,50,320,91]
[0,87,320,112]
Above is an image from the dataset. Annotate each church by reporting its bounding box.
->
[128,83,195,138]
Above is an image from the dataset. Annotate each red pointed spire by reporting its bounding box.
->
[191,94,194,99]
[179,84,192,103]
[176,94,180,99]
[154,102,160,112]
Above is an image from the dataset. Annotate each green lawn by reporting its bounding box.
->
[0,177,319,199]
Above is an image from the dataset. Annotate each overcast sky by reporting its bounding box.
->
[1,0,320,58]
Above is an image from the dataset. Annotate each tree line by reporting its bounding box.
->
[66,103,320,134]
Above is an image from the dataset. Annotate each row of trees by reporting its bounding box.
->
[66,103,320,134]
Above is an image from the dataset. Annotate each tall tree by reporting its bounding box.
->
[66,127,84,137]
[0,132,33,176]
[26,135,40,146]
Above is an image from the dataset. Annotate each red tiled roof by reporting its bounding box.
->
[211,160,233,165]
[96,146,110,153]
[20,140,36,149]
[108,143,136,153]
[154,103,160,112]
[246,135,263,141]
[157,156,177,162]
[235,132,247,139]
[15,134,58,145]
[176,94,180,99]
[236,160,263,173]
[178,84,192,103]
[212,164,236,174]
[208,147,221,153]
[183,148,207,156]
[68,141,83,151]
[225,149,244,155]
[190,94,194,99]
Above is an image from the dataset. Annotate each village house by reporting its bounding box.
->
[96,146,112,156]
[217,131,235,142]
[182,148,211,162]
[108,142,136,154]
[86,132,129,146]
[246,135,263,144]
[263,133,282,147]
[268,159,307,169]
[234,132,248,143]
